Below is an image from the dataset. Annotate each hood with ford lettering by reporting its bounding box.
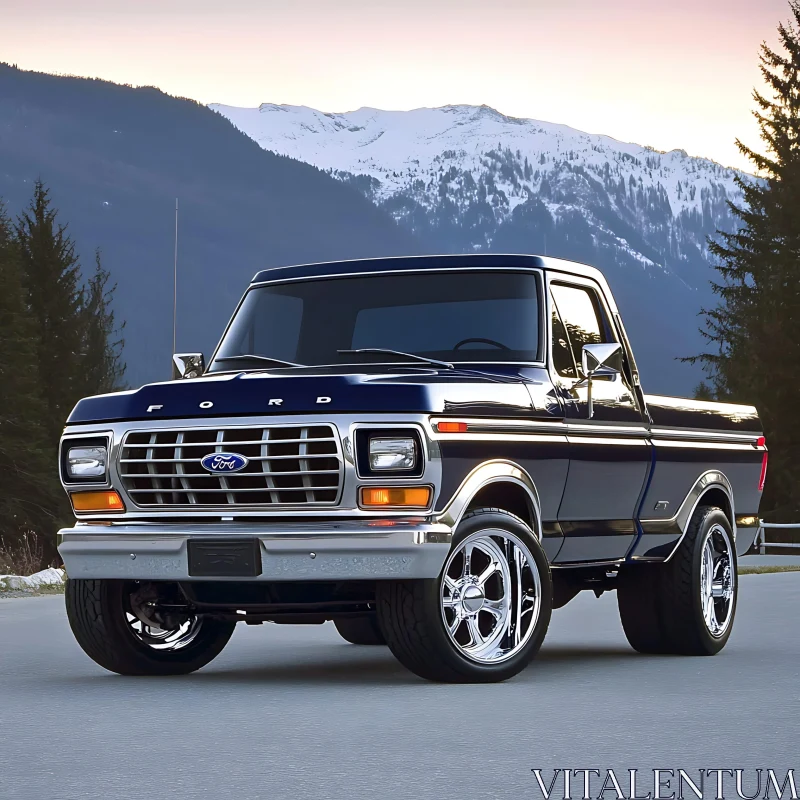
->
[66,366,561,425]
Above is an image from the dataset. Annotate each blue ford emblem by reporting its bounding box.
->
[201,452,249,474]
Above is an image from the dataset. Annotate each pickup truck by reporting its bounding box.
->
[57,254,767,683]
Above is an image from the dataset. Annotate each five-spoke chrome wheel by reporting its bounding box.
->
[700,522,735,638]
[440,529,542,664]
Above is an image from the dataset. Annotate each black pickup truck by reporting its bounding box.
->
[57,254,767,683]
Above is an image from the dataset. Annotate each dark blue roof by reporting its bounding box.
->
[251,253,549,284]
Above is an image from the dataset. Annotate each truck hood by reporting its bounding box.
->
[67,367,552,425]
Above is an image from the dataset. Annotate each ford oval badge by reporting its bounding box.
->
[201,452,249,474]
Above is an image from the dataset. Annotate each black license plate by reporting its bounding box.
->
[188,539,262,577]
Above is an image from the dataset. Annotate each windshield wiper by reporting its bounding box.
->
[338,348,453,369]
[215,354,304,368]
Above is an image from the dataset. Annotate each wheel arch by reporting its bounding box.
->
[662,471,736,561]
[435,460,542,538]
[696,487,734,528]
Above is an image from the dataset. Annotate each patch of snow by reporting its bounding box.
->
[0,567,65,590]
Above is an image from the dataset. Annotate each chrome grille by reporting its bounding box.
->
[119,425,342,507]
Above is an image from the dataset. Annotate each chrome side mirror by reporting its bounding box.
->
[577,342,623,418]
[581,342,623,379]
[172,353,205,380]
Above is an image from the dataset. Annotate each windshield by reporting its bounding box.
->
[209,270,541,371]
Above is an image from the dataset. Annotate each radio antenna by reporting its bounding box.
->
[172,197,179,360]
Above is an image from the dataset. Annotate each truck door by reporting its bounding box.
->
[547,276,651,563]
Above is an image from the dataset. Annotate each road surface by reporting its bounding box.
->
[1,574,798,800]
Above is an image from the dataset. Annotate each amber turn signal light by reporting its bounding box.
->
[360,487,431,508]
[70,490,125,513]
[436,421,468,433]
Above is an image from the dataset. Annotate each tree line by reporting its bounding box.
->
[0,180,125,567]
[690,1,800,522]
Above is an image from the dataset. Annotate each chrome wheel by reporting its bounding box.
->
[700,523,735,638]
[440,529,542,664]
[125,583,203,651]
[125,613,203,650]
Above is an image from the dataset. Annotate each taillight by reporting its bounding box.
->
[757,436,768,492]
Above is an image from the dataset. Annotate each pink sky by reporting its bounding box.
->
[1,0,788,171]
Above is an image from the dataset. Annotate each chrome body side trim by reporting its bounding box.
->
[430,417,564,436]
[429,417,651,439]
[58,519,452,582]
[565,436,650,447]
[434,459,542,536]
[650,427,762,444]
[648,439,759,451]
[634,470,735,562]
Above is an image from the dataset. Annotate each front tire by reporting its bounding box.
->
[618,506,737,656]
[376,508,552,683]
[65,579,235,675]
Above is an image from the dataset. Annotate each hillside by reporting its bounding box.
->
[0,66,418,388]
[211,102,752,394]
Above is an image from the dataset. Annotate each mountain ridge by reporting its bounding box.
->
[0,65,419,388]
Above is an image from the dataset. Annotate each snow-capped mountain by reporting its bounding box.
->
[209,102,750,394]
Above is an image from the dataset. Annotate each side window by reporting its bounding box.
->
[550,283,609,375]
[550,298,577,378]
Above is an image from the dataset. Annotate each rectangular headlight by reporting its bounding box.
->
[369,437,417,471]
[67,445,108,480]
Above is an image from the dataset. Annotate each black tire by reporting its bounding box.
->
[65,579,235,676]
[617,563,670,654]
[334,614,386,645]
[617,505,737,656]
[376,508,552,683]
[660,506,737,655]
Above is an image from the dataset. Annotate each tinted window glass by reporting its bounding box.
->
[247,292,303,362]
[550,299,577,378]
[550,283,609,372]
[353,298,537,353]
[211,271,540,369]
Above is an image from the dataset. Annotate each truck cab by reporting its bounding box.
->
[58,254,766,682]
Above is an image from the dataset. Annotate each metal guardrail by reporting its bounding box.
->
[755,521,800,553]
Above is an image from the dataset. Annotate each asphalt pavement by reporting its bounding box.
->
[1,574,798,800]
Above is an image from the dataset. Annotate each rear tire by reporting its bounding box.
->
[617,563,669,654]
[376,508,552,683]
[618,505,737,656]
[334,614,386,645]
[65,579,235,676]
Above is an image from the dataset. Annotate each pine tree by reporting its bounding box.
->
[687,2,800,519]
[0,203,62,560]
[692,381,715,401]
[78,250,126,397]
[16,180,86,447]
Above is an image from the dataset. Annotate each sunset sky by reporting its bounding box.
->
[1,0,788,172]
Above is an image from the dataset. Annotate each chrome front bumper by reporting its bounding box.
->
[57,520,453,582]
